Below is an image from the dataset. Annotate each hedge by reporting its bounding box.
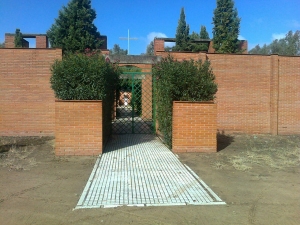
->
[152,55,217,148]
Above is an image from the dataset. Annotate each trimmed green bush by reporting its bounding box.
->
[50,51,120,100]
[153,55,217,147]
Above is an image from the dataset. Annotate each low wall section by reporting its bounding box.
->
[55,100,103,156]
[172,102,217,153]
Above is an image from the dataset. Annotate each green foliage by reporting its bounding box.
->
[249,30,300,56]
[0,42,5,48]
[14,29,23,48]
[153,55,217,147]
[47,0,102,54]
[212,0,241,53]
[173,8,190,51]
[173,7,210,52]
[145,41,154,55]
[50,50,120,100]
[110,44,128,55]
[188,26,210,52]
[200,25,210,39]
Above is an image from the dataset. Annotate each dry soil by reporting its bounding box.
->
[0,134,299,225]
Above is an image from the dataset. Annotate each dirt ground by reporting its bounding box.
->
[0,134,299,225]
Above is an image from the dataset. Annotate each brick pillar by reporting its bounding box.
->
[154,39,165,55]
[270,54,279,135]
[141,74,152,120]
[55,100,103,156]
[208,41,215,53]
[5,34,14,48]
[239,40,248,54]
[172,101,217,153]
[36,35,49,48]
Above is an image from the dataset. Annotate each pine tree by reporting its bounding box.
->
[145,41,154,55]
[249,30,300,56]
[174,8,190,51]
[188,26,210,52]
[200,26,209,39]
[14,29,23,48]
[212,0,241,53]
[109,44,128,55]
[47,0,102,53]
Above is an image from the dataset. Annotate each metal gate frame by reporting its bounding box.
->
[112,70,155,134]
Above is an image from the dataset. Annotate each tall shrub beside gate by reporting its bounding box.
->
[153,55,217,149]
[50,50,120,155]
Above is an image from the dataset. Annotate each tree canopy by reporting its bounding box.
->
[109,44,128,55]
[47,0,102,53]
[212,0,241,53]
[249,30,300,56]
[173,8,190,51]
[173,8,211,52]
[188,25,210,52]
[14,29,23,48]
[145,41,154,55]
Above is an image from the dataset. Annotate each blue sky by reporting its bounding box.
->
[0,0,299,54]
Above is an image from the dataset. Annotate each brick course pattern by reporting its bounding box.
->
[172,102,217,153]
[0,47,299,138]
[55,100,103,156]
[278,56,300,134]
[155,50,300,135]
[0,48,61,136]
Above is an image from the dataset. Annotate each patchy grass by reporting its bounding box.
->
[215,135,300,171]
[0,145,38,171]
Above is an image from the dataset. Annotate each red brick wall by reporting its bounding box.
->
[4,35,14,48]
[278,56,300,134]
[172,102,217,153]
[36,36,48,48]
[0,48,62,136]
[55,100,103,156]
[208,54,271,134]
[155,52,300,135]
[156,51,200,61]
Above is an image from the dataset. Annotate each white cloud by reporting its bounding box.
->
[147,32,167,43]
[146,31,175,48]
[272,33,285,40]
[238,35,246,40]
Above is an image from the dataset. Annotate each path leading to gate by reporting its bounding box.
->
[75,134,225,209]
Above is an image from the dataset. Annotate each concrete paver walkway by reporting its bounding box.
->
[76,134,225,209]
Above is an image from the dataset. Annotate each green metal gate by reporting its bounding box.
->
[112,69,155,134]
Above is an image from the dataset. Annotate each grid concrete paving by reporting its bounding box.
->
[75,134,225,209]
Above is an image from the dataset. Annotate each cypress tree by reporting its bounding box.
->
[189,26,210,52]
[200,26,209,39]
[14,29,23,48]
[47,0,102,53]
[212,0,241,53]
[174,8,190,51]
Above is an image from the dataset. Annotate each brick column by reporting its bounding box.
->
[270,55,279,135]
[172,101,217,153]
[5,34,14,48]
[36,35,49,48]
[208,41,215,53]
[141,74,152,120]
[55,100,103,156]
[154,39,165,55]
